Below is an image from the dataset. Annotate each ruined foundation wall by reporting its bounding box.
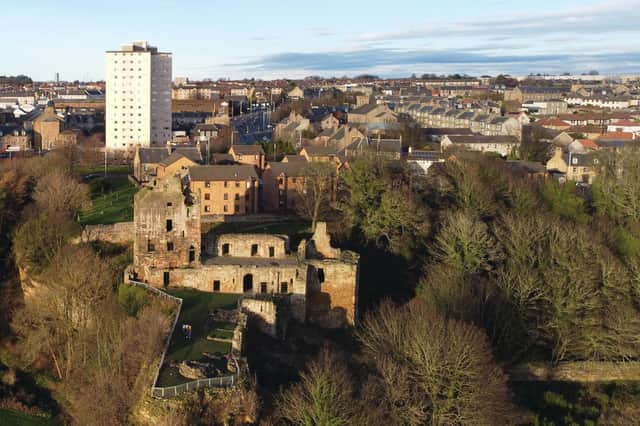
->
[80,222,134,244]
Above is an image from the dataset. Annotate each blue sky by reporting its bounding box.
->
[3,0,640,81]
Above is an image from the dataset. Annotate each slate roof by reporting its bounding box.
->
[446,135,517,144]
[283,155,307,163]
[174,146,203,163]
[188,165,258,181]
[302,146,339,156]
[230,144,265,155]
[267,161,308,176]
[350,104,381,115]
[158,152,196,168]
[139,148,170,164]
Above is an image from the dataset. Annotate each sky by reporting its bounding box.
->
[3,0,640,81]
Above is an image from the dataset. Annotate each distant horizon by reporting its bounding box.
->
[6,71,640,85]
[3,0,640,81]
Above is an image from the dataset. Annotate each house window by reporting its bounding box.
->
[251,244,258,256]
[224,193,228,200]
[204,193,210,200]
[235,193,240,200]
[213,280,220,292]
[224,205,228,212]
[269,246,275,257]
[260,282,268,293]
[224,181,228,188]
[222,243,229,255]
[205,181,211,188]
[280,282,288,293]
[166,219,173,232]
[167,202,172,207]
[235,181,240,188]
[167,242,174,251]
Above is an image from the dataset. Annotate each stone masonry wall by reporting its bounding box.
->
[214,234,289,258]
[80,222,134,244]
[142,262,307,297]
[305,258,359,328]
[241,299,278,338]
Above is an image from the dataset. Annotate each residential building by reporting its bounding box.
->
[262,161,307,212]
[33,103,63,150]
[188,165,259,216]
[228,144,265,170]
[546,147,598,184]
[441,135,519,157]
[106,41,172,151]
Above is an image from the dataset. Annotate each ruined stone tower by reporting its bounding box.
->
[133,177,201,284]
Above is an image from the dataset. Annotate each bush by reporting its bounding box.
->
[540,180,590,223]
[611,227,640,260]
[118,284,149,317]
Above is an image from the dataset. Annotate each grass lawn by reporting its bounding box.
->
[77,164,132,176]
[156,289,239,387]
[79,177,138,225]
[0,410,58,426]
[203,221,312,248]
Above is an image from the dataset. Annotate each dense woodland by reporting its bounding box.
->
[1,148,640,424]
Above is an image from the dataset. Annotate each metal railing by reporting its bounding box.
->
[126,280,240,399]
[151,358,240,399]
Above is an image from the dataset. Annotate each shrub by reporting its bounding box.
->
[118,284,149,317]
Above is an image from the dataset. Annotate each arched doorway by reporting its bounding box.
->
[243,274,253,292]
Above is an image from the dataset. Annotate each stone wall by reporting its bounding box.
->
[214,234,289,258]
[241,299,278,338]
[141,261,307,298]
[80,222,134,244]
[507,362,640,382]
[305,257,359,328]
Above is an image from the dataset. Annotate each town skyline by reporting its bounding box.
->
[4,0,640,81]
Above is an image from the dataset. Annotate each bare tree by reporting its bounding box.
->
[357,300,518,426]
[296,162,335,231]
[33,169,90,218]
[274,349,361,426]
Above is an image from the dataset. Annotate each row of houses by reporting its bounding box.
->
[397,102,522,139]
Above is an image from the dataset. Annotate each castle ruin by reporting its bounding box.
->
[130,176,359,328]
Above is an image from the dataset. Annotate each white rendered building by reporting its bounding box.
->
[106,41,172,150]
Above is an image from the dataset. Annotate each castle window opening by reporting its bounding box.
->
[166,219,173,232]
[189,245,195,262]
[318,268,325,283]
[260,282,267,293]
[251,244,258,256]
[243,274,253,292]
[269,246,275,257]
[147,239,154,252]
[167,241,174,251]
[213,280,220,292]
[222,243,229,255]
[280,282,288,293]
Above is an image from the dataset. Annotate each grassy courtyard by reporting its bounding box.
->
[79,177,138,225]
[156,289,239,387]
